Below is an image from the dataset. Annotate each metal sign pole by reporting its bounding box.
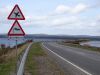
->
[15,37,18,75]
[8,37,11,48]
[8,38,10,48]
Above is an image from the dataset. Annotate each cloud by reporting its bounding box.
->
[50,16,79,26]
[22,16,45,26]
[22,12,100,35]
[23,15,79,28]
[53,2,100,15]
[54,3,88,14]
[55,5,70,14]
[71,3,87,14]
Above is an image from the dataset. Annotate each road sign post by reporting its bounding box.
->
[7,4,25,75]
[15,37,18,74]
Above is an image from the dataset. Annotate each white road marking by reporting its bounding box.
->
[42,43,93,75]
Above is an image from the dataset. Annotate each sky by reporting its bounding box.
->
[0,0,100,36]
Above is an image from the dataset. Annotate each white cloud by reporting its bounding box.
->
[22,13,100,36]
[54,3,88,14]
[51,16,79,26]
[55,5,70,14]
[71,3,87,14]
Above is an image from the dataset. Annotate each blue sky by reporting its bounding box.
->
[0,0,100,36]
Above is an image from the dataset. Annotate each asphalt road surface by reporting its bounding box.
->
[42,42,100,75]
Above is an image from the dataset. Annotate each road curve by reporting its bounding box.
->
[42,42,100,75]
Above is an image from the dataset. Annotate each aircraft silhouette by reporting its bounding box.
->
[14,28,20,31]
[14,12,20,17]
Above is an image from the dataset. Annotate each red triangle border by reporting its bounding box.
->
[8,4,25,20]
[8,20,25,36]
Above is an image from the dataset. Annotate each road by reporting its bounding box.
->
[42,42,100,75]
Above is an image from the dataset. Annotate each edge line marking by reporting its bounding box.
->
[42,43,92,75]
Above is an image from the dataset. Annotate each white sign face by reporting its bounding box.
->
[8,5,25,20]
[8,20,25,36]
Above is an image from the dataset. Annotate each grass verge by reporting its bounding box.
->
[0,43,29,75]
[61,43,100,52]
[25,43,46,75]
[25,42,64,75]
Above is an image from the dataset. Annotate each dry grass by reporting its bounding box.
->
[0,43,29,75]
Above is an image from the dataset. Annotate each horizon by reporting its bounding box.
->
[0,34,100,37]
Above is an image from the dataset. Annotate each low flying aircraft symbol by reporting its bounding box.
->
[13,28,20,33]
[14,28,20,31]
[14,12,20,17]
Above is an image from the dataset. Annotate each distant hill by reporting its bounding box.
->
[0,34,100,40]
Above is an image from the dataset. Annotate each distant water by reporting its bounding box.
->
[80,41,100,48]
[0,38,26,48]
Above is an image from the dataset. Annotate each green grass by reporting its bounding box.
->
[0,43,29,75]
[0,57,16,75]
[61,43,100,52]
[31,43,46,56]
[25,43,46,75]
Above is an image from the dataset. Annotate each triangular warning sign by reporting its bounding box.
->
[8,20,25,36]
[8,4,25,20]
